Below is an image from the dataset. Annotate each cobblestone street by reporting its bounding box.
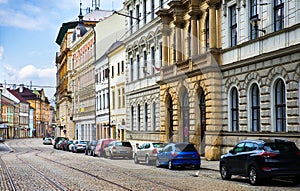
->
[0,139,299,191]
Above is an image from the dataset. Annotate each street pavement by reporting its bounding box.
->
[1,140,220,171]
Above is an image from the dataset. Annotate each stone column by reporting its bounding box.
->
[175,23,182,62]
[209,2,217,49]
[190,15,198,56]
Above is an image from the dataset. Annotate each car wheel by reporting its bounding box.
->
[220,163,231,180]
[145,156,150,165]
[134,155,139,164]
[168,161,174,170]
[249,166,261,186]
[155,159,161,167]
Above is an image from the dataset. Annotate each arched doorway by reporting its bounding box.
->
[167,94,174,142]
[199,89,206,156]
[182,89,190,143]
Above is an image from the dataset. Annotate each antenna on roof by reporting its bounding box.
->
[92,0,100,10]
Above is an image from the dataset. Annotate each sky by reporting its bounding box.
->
[0,0,124,103]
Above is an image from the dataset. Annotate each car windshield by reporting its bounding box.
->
[116,142,131,147]
[79,141,87,144]
[263,142,299,152]
[175,144,196,152]
[153,143,165,148]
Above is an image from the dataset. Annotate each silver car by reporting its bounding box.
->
[104,141,133,159]
[133,142,166,165]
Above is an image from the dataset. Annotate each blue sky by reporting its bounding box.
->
[0,0,123,102]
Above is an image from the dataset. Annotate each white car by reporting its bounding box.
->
[43,137,52,145]
[133,142,166,165]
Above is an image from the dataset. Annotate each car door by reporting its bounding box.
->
[235,142,256,174]
[137,143,145,160]
[227,142,245,174]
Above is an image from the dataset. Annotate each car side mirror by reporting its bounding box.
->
[229,149,234,154]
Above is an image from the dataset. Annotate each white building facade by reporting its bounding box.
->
[94,11,126,140]
[124,0,170,142]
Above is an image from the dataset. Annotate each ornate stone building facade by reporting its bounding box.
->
[124,0,167,142]
[221,0,300,153]
[157,0,223,160]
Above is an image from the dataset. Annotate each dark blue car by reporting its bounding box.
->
[155,143,201,170]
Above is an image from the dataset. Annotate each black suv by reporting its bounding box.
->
[220,139,300,185]
[85,140,98,157]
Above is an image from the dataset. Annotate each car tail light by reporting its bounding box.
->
[296,151,300,156]
[171,152,178,157]
[261,166,272,171]
[258,152,278,158]
[152,149,157,154]
[78,144,82,147]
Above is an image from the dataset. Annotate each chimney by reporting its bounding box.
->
[19,84,24,93]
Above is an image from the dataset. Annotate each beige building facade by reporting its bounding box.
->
[157,0,223,160]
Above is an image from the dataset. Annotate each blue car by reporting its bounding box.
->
[156,143,201,170]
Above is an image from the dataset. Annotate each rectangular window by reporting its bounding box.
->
[129,9,133,34]
[130,57,133,81]
[122,88,125,108]
[151,46,155,74]
[137,55,140,80]
[143,0,147,24]
[151,0,155,19]
[274,0,284,31]
[143,50,147,77]
[250,0,258,40]
[111,66,114,78]
[117,62,120,75]
[230,5,237,47]
[121,61,124,73]
[136,5,140,30]
[118,89,121,108]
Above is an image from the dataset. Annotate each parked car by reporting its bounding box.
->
[85,140,98,156]
[62,140,73,151]
[104,141,133,159]
[133,142,166,165]
[53,137,66,149]
[69,140,78,152]
[219,139,300,185]
[156,143,201,170]
[94,138,115,157]
[56,140,65,150]
[43,137,52,145]
[72,140,88,153]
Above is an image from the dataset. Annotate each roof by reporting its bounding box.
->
[7,89,29,103]
[56,9,114,45]
[8,87,50,104]
[106,41,124,55]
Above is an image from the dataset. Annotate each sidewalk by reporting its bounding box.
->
[200,157,219,171]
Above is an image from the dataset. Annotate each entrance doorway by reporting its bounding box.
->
[182,89,189,143]
[199,90,206,156]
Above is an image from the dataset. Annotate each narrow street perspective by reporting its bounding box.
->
[0,139,299,191]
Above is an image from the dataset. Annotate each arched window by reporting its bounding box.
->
[144,103,148,131]
[151,101,156,131]
[130,106,134,131]
[275,79,286,132]
[137,104,141,131]
[251,84,260,131]
[231,87,239,131]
